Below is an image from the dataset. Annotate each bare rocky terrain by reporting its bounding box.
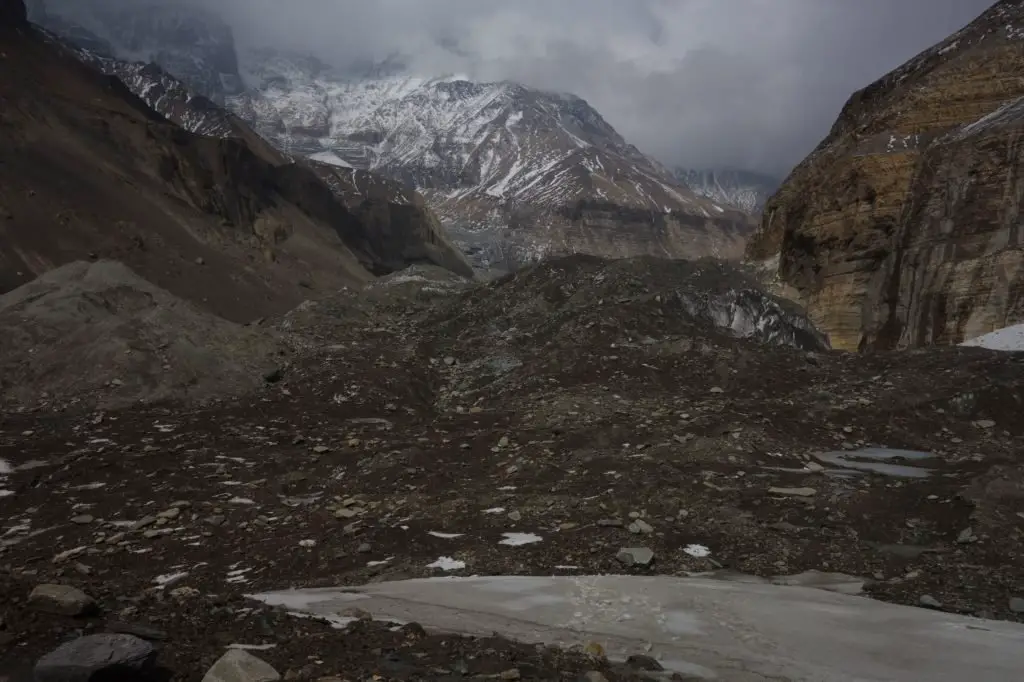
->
[2,254,1023,680]
[2,2,1023,680]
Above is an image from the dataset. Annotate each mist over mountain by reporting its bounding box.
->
[30,0,991,179]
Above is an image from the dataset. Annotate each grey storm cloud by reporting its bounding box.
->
[177,1,997,176]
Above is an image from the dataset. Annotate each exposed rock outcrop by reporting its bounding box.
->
[746,0,1024,351]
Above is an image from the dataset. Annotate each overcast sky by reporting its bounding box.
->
[94,0,998,177]
[208,0,993,178]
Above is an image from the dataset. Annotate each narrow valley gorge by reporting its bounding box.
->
[2,1,1024,680]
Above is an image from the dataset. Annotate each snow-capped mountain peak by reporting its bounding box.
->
[34,0,755,271]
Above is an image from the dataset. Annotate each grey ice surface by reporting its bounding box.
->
[814,447,934,478]
[253,575,1024,682]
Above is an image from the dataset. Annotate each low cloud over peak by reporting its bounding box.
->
[55,0,996,177]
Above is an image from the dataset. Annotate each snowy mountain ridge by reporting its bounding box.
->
[231,51,733,223]
[32,0,755,271]
[674,168,779,215]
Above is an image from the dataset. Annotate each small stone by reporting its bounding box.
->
[919,594,942,609]
[157,507,181,520]
[616,547,654,566]
[768,486,817,497]
[626,654,663,671]
[202,649,281,682]
[399,622,427,639]
[444,356,457,366]
[205,515,227,527]
[583,641,605,658]
[312,445,330,454]
[105,533,126,545]
[709,386,724,393]
[70,515,94,525]
[507,510,522,522]
[195,256,205,265]
[1009,597,1024,613]
[956,527,977,544]
[974,419,996,429]
[28,585,97,616]
[357,542,372,554]
[804,462,824,473]
[132,516,157,531]
[34,634,156,682]
[53,546,87,563]
[628,519,654,534]
[582,672,609,682]
[596,518,623,527]
[498,669,521,681]
[498,436,510,448]
[170,587,199,599]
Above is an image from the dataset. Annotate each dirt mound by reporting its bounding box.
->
[0,260,287,410]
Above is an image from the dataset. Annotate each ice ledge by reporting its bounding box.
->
[252,574,1024,681]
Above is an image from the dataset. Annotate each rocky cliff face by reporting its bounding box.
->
[747,0,1024,351]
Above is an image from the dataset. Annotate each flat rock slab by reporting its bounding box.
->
[253,575,1024,682]
[34,633,156,682]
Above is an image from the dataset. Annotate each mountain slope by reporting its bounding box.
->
[674,168,779,215]
[31,0,754,272]
[232,55,754,268]
[746,0,1024,351]
[0,2,469,322]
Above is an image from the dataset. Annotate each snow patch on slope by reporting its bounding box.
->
[961,323,1024,351]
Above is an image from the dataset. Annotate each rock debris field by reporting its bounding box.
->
[1,257,1023,681]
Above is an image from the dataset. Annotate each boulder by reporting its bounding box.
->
[34,634,156,682]
[202,649,281,682]
[28,585,97,617]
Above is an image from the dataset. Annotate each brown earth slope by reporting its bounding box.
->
[746,0,1024,351]
[0,2,469,323]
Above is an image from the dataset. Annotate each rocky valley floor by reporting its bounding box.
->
[1,257,1023,681]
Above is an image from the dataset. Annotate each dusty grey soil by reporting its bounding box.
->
[0,260,289,411]
[1,256,1023,680]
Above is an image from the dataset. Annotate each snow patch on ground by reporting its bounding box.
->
[426,556,466,571]
[499,532,543,546]
[961,323,1024,351]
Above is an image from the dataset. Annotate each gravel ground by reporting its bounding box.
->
[2,257,1023,680]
